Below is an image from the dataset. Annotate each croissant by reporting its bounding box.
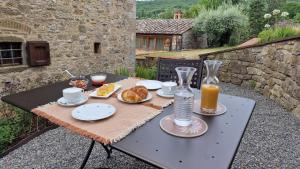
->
[121,86,148,103]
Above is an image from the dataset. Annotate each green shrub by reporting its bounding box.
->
[265,0,286,12]
[248,0,267,36]
[136,66,157,80]
[0,106,33,154]
[115,67,130,77]
[193,4,249,47]
[258,27,300,43]
[282,3,300,19]
[294,13,300,23]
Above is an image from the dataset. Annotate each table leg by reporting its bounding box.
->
[101,143,112,159]
[80,140,95,169]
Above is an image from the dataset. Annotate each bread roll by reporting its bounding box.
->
[121,86,148,103]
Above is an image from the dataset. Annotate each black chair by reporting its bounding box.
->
[156,57,207,89]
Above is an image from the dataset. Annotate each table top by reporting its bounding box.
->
[1,73,126,112]
[112,92,255,169]
[1,74,255,169]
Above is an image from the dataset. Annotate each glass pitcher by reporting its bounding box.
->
[174,67,197,127]
[201,60,222,113]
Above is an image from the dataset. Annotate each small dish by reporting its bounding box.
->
[156,89,174,98]
[57,96,88,107]
[69,76,89,89]
[90,73,107,86]
[117,92,152,104]
[89,83,122,98]
[71,103,116,121]
[136,80,162,90]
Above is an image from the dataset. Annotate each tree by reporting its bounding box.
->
[184,4,204,18]
[248,0,266,36]
[193,5,249,47]
[199,0,223,9]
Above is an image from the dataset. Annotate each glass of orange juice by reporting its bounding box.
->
[201,84,220,113]
[201,60,222,113]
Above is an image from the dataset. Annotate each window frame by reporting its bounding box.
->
[0,42,23,66]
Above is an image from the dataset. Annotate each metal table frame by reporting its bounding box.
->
[2,74,255,169]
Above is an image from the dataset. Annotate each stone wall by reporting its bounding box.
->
[204,37,300,117]
[0,0,135,98]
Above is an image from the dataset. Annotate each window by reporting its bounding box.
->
[94,42,101,54]
[0,42,22,66]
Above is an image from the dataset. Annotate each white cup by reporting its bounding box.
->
[162,82,177,95]
[63,87,84,103]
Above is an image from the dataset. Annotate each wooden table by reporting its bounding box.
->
[2,74,255,169]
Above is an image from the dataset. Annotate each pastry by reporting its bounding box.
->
[97,83,115,96]
[121,86,148,103]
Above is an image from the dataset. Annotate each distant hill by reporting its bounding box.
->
[137,0,198,19]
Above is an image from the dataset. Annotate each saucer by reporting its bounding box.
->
[193,100,227,116]
[57,96,88,107]
[160,115,208,138]
[156,89,174,98]
[136,80,162,90]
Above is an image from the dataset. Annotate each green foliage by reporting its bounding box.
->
[294,13,300,23]
[137,0,198,19]
[199,0,224,9]
[282,3,300,18]
[248,0,267,36]
[0,106,33,154]
[258,27,300,43]
[249,80,256,89]
[184,4,204,18]
[193,5,249,47]
[136,66,157,80]
[115,67,130,77]
[158,9,174,19]
[265,0,287,12]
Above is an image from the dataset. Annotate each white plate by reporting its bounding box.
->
[136,80,162,90]
[89,83,122,98]
[117,92,152,104]
[57,96,88,107]
[156,89,174,98]
[72,103,116,121]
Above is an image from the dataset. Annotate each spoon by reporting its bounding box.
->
[64,70,75,78]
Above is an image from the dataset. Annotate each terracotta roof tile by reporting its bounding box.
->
[136,19,193,35]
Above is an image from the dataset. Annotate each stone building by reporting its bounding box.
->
[0,0,135,96]
[136,12,207,51]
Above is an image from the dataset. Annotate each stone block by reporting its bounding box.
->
[292,41,300,55]
[222,52,235,60]
[238,50,255,63]
[229,60,246,74]
[282,78,300,100]
[270,84,283,98]
[282,93,299,109]
[263,85,270,97]
[292,105,300,119]
[219,72,231,82]
[231,74,242,85]
[247,67,263,75]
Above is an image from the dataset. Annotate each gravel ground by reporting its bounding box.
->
[0,83,299,169]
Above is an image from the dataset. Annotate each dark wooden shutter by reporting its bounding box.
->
[26,41,50,67]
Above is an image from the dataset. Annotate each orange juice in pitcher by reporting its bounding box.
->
[201,60,222,113]
[201,84,220,111]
